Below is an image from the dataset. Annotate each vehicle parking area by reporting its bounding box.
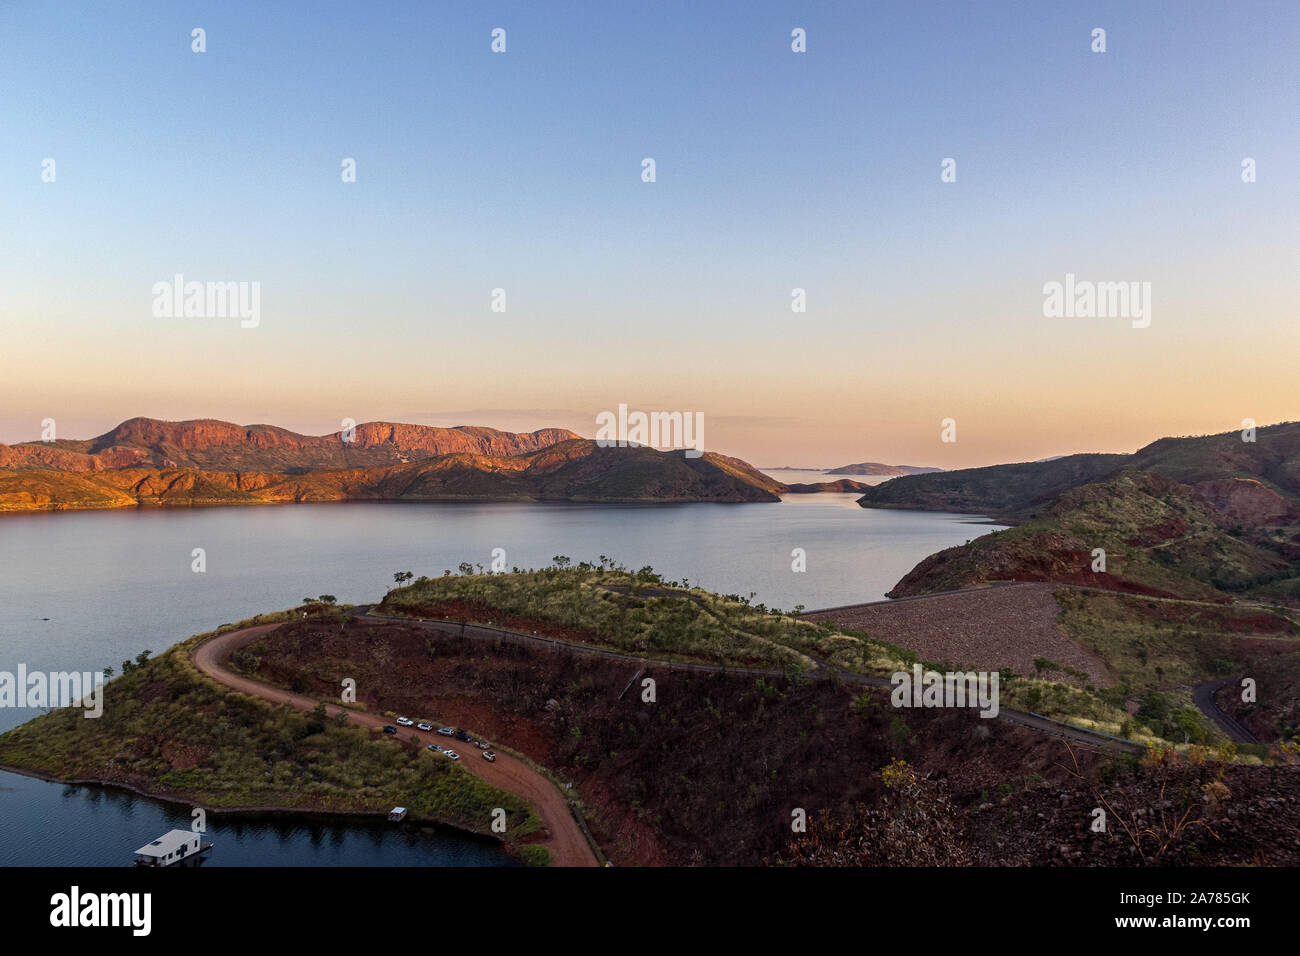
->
[394,716,493,760]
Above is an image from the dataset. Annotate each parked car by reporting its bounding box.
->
[482,751,496,762]
[453,730,472,742]
[396,716,414,727]
[382,725,397,735]
[444,750,460,761]
[474,739,489,749]
[416,722,434,732]
[436,727,455,737]
[427,744,442,752]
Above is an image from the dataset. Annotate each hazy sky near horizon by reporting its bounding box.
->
[2,1,1297,468]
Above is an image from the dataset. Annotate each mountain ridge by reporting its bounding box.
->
[0,417,582,474]
[0,439,786,512]
[857,421,1300,522]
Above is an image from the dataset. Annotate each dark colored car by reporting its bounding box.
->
[453,730,472,742]
[382,725,397,735]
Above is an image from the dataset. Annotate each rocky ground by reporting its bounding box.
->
[805,583,1110,685]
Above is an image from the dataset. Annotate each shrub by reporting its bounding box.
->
[517,844,551,867]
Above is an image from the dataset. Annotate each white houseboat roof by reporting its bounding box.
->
[134,829,200,858]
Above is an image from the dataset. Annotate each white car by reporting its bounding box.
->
[396,717,414,727]
[481,751,496,762]
[443,750,460,761]
[416,722,434,732]
[436,727,455,737]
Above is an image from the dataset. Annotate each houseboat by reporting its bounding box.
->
[133,829,212,867]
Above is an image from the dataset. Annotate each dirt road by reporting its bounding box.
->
[192,623,598,867]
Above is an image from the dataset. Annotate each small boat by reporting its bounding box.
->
[388,807,408,822]
[133,829,213,867]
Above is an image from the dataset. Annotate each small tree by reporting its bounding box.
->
[305,702,328,735]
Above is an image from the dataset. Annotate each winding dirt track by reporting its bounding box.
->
[191,593,1149,870]
[192,623,598,867]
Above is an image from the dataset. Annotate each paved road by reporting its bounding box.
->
[1193,679,1258,744]
[192,622,598,867]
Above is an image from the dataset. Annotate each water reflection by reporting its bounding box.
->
[3,771,514,867]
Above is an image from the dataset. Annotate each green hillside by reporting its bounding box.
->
[888,471,1294,601]
[857,421,1300,520]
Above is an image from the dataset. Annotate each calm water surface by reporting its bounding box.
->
[0,770,514,866]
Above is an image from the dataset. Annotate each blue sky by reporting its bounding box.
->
[2,1,1297,466]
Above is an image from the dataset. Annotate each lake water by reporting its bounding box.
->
[0,770,514,867]
[0,490,1003,864]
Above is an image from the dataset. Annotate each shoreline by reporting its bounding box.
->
[0,761,518,854]
[0,618,550,864]
[0,493,789,518]
[189,622,596,866]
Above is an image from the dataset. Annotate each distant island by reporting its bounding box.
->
[762,463,944,476]
[780,479,874,493]
[0,417,857,513]
[826,462,944,476]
